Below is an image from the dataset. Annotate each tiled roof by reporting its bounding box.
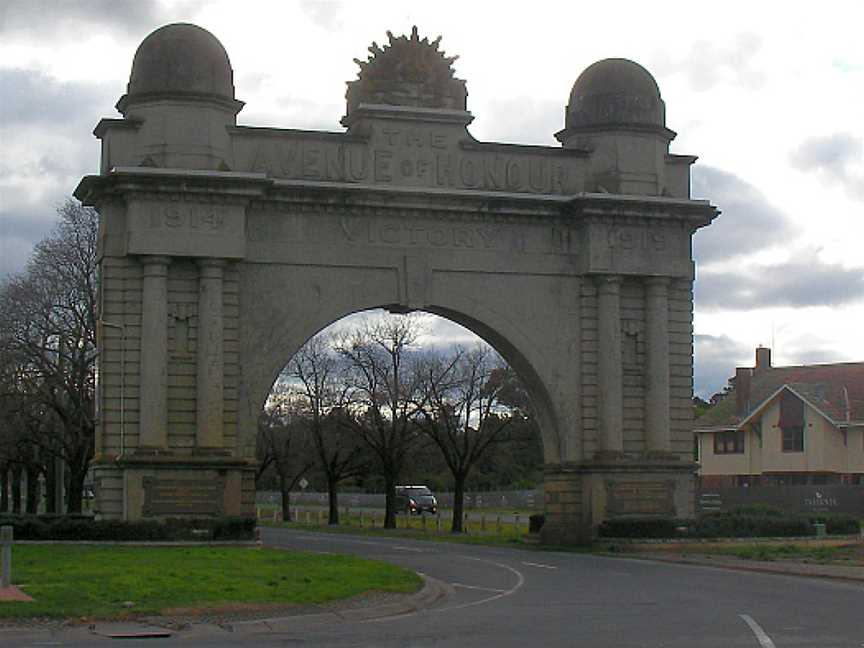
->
[695,361,864,430]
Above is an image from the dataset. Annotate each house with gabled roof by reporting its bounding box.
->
[694,347,864,487]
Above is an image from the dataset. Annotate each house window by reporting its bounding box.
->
[779,389,805,453]
[714,430,744,454]
[782,426,804,452]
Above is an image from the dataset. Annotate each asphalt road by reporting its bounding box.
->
[4,528,863,647]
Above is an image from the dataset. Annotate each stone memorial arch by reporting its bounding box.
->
[75,24,717,543]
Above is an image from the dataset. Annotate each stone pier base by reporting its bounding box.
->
[540,460,696,545]
[92,455,257,520]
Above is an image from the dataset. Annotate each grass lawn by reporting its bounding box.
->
[271,520,528,547]
[0,546,421,620]
[269,509,533,538]
[685,542,864,565]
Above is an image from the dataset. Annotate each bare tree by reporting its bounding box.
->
[0,201,98,514]
[417,345,517,533]
[257,383,315,521]
[335,315,427,529]
[289,334,365,525]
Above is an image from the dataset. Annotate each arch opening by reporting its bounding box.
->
[254,306,554,531]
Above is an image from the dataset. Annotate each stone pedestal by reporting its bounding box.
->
[541,460,696,544]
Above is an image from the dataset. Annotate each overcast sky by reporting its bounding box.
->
[1,0,862,398]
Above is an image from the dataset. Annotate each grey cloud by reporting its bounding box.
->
[0,202,64,278]
[784,347,849,366]
[0,1,204,38]
[695,250,864,311]
[653,32,765,92]
[299,0,344,30]
[694,334,751,399]
[0,68,119,128]
[790,133,864,201]
[692,165,798,264]
[475,97,561,146]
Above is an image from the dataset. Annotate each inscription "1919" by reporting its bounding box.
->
[148,205,226,231]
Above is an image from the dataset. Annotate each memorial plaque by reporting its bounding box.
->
[142,477,224,516]
[606,480,675,516]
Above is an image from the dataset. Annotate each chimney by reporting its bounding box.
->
[735,367,752,418]
[755,346,772,372]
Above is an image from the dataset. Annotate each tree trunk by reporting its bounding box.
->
[11,465,22,514]
[327,475,340,525]
[66,463,86,514]
[25,465,40,514]
[383,473,397,529]
[452,473,466,533]
[0,466,8,513]
[44,462,57,514]
[279,473,292,522]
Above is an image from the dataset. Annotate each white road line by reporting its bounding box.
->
[739,614,777,648]
[434,557,525,612]
[391,545,426,553]
[451,583,508,593]
[522,561,557,570]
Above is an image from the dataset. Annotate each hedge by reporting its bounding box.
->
[0,515,256,541]
[598,511,862,540]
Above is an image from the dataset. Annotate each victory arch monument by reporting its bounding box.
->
[75,23,717,544]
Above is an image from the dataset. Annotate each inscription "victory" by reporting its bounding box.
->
[341,218,500,249]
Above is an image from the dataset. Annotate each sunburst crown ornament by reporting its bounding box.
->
[346,26,467,116]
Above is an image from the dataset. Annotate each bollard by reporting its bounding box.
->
[1,525,12,588]
[359,511,364,528]
[515,514,521,534]
[464,512,469,534]
[436,512,441,533]
[497,515,502,535]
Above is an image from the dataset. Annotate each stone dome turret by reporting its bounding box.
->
[565,58,665,131]
[118,23,240,112]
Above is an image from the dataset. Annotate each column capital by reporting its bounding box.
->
[594,274,622,295]
[197,258,227,279]
[644,276,671,290]
[140,255,172,276]
[196,258,228,270]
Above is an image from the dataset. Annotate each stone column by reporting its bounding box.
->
[645,277,671,455]
[595,275,624,457]
[196,259,225,448]
[139,255,170,449]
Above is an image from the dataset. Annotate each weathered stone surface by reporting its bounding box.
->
[77,24,716,538]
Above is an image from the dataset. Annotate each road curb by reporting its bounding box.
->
[623,552,864,584]
[222,573,449,634]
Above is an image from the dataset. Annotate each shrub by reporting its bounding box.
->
[0,515,48,540]
[0,515,255,541]
[808,514,860,535]
[528,514,545,534]
[692,512,812,538]
[597,517,682,539]
[212,516,257,540]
